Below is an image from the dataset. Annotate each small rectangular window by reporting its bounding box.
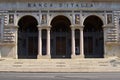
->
[9,14,14,24]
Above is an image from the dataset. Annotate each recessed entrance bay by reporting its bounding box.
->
[51,15,71,58]
[18,15,38,59]
[83,15,104,58]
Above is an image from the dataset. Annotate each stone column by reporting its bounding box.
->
[46,28,51,56]
[80,28,84,58]
[38,28,42,58]
[14,27,18,59]
[71,28,76,56]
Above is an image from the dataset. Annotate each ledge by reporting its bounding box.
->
[105,42,120,46]
[103,24,114,28]
[5,25,18,28]
[0,43,16,46]
[1,0,120,2]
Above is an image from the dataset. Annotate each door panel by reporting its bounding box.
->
[84,36,93,55]
[28,37,38,56]
[56,37,66,55]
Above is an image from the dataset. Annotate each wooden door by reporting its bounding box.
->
[28,37,38,56]
[84,36,93,55]
[56,37,66,55]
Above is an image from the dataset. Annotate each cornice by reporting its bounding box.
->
[0,0,120,2]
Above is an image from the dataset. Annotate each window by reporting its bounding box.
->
[9,14,14,24]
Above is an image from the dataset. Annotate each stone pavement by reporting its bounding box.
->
[0,57,120,72]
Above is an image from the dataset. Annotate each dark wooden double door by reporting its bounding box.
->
[84,34,104,58]
[55,37,67,58]
[28,36,38,58]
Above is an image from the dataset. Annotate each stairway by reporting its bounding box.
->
[0,57,120,72]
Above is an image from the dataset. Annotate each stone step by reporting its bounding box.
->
[0,58,120,72]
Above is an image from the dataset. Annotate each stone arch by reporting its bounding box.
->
[50,15,72,26]
[82,14,104,26]
[18,15,38,29]
[51,15,71,32]
[17,14,39,26]
[18,15,38,59]
[83,15,104,58]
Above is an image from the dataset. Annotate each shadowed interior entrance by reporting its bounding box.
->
[83,15,104,58]
[51,15,71,58]
[18,15,38,59]
[56,37,66,55]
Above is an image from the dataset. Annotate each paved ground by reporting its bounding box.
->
[0,72,120,80]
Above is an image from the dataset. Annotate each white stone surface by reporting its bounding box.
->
[0,58,120,72]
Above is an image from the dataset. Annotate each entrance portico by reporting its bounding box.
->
[50,15,71,58]
[17,13,105,59]
[18,15,38,59]
[83,15,104,58]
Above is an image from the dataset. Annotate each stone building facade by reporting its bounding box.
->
[0,0,120,59]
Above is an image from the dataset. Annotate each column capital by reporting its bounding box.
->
[70,25,84,30]
[46,27,51,31]
[37,25,51,30]
[79,26,84,29]
[79,27,84,31]
[70,25,75,29]
[37,25,42,30]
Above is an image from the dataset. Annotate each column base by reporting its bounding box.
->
[71,55,84,59]
[37,55,51,59]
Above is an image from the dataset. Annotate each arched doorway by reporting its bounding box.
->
[51,15,71,58]
[83,15,104,58]
[18,15,38,59]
